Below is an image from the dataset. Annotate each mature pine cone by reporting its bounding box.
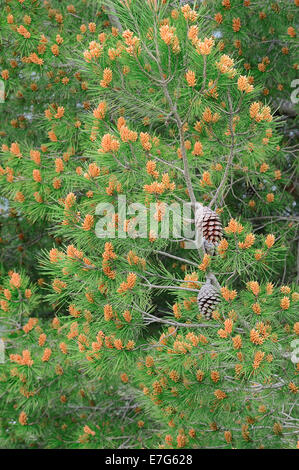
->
[197,281,221,319]
[195,204,222,245]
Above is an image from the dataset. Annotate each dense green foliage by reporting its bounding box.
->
[0,0,298,449]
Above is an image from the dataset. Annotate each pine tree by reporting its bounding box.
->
[0,0,298,449]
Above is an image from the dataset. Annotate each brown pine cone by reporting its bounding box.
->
[197,281,221,319]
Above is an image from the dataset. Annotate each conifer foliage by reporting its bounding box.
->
[0,0,298,449]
